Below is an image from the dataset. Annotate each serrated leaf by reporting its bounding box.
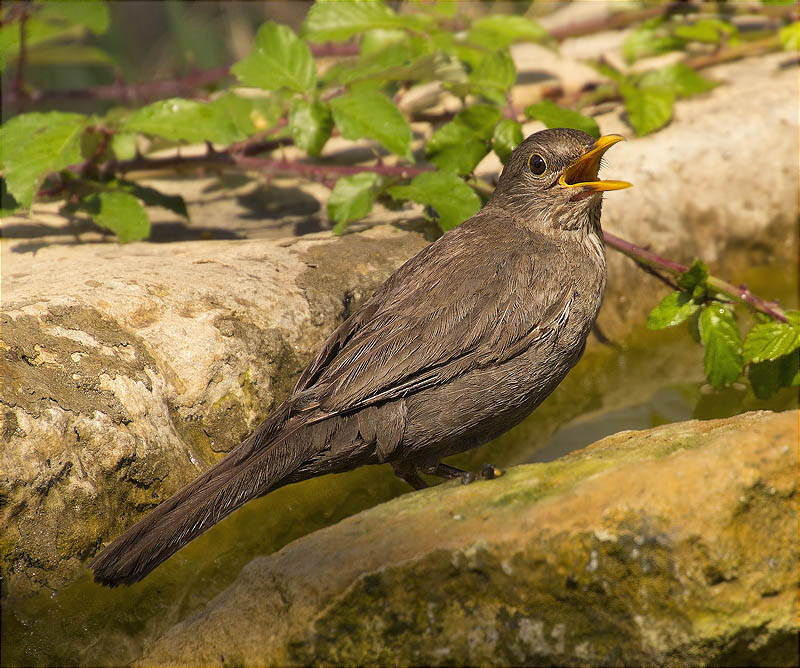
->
[467,14,550,49]
[328,172,382,234]
[749,352,800,399]
[0,111,87,208]
[430,139,489,176]
[638,63,717,99]
[122,98,248,145]
[289,99,333,157]
[1,18,82,71]
[38,1,110,34]
[779,22,800,51]
[647,291,700,330]
[492,118,524,164]
[84,191,150,243]
[622,18,685,63]
[232,22,315,93]
[359,28,407,58]
[426,104,500,175]
[677,259,709,296]
[743,319,800,363]
[388,171,480,231]
[621,82,674,136]
[302,2,421,42]
[209,93,258,137]
[330,88,412,159]
[111,133,137,161]
[524,99,600,139]
[699,303,743,389]
[674,19,736,44]
[467,50,516,104]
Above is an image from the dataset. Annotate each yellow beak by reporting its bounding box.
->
[558,134,632,192]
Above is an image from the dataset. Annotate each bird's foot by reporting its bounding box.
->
[460,463,504,485]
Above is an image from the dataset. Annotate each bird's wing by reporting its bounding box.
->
[295,210,573,415]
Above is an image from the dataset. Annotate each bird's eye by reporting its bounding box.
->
[529,154,546,176]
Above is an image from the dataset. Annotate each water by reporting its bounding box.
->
[2,266,796,667]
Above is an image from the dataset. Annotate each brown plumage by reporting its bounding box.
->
[91,128,630,586]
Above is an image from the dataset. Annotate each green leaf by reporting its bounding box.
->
[359,28,408,58]
[673,19,736,45]
[232,22,315,93]
[699,303,743,389]
[779,22,800,51]
[620,82,674,136]
[111,133,138,161]
[467,14,550,49]
[647,291,700,330]
[524,99,600,138]
[622,18,685,63]
[122,98,249,145]
[467,50,516,104]
[749,352,800,400]
[328,172,382,234]
[426,104,500,175]
[677,259,709,298]
[0,18,81,71]
[289,99,333,157]
[638,63,717,98]
[302,2,420,42]
[84,191,150,243]
[388,171,480,231]
[743,318,800,363]
[209,93,258,138]
[0,111,87,208]
[430,139,489,176]
[38,1,110,34]
[330,88,412,159]
[492,118,524,164]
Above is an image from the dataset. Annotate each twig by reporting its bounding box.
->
[603,231,787,322]
[4,65,233,107]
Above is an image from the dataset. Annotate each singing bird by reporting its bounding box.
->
[92,128,631,586]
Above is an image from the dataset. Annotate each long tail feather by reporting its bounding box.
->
[91,408,318,587]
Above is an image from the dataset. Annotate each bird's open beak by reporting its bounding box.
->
[558,134,632,192]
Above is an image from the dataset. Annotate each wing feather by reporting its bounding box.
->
[295,210,571,416]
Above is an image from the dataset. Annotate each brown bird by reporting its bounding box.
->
[91,128,631,586]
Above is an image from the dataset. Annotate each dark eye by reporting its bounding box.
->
[529,153,546,176]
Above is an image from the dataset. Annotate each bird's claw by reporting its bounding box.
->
[459,463,503,485]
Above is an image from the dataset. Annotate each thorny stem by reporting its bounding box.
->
[603,231,788,322]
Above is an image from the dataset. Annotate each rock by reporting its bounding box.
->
[1,51,797,599]
[0,225,429,597]
[138,409,798,666]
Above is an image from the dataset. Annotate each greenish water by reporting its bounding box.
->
[2,264,796,667]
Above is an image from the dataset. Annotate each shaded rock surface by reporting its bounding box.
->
[1,50,797,599]
[139,409,799,667]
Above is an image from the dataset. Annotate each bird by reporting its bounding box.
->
[91,128,631,587]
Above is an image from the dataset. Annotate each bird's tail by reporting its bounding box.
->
[91,406,320,587]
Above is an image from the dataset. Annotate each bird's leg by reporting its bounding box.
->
[391,461,428,490]
[422,462,502,485]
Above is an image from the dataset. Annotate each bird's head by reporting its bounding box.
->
[492,128,631,233]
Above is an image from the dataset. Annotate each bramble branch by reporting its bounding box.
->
[603,231,788,322]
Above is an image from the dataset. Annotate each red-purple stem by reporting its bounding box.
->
[603,231,787,322]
